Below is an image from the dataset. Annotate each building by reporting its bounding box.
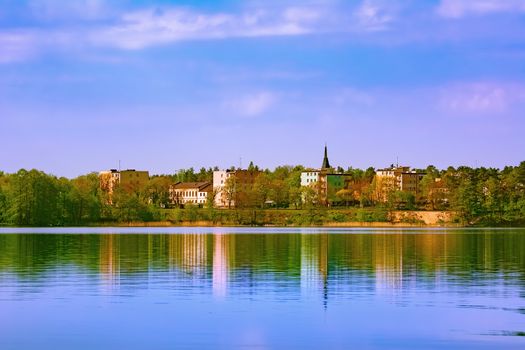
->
[426,177,450,209]
[169,181,212,207]
[213,169,261,208]
[374,166,425,202]
[99,169,149,202]
[301,171,320,187]
[300,145,349,206]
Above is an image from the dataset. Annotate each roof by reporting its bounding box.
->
[321,145,331,169]
[171,181,212,191]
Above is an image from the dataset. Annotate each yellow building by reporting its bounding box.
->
[374,166,425,202]
[99,169,149,202]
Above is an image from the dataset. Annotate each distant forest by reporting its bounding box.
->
[0,162,524,226]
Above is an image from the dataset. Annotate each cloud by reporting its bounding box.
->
[0,32,37,63]
[90,6,320,50]
[225,92,277,117]
[283,7,321,23]
[2,0,524,63]
[439,82,525,114]
[437,0,525,18]
[354,0,394,32]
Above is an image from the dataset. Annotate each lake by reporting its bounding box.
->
[0,227,524,349]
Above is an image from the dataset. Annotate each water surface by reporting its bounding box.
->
[0,228,524,349]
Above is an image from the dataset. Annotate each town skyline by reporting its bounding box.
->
[1,2,524,348]
[2,0,525,177]
[2,151,525,179]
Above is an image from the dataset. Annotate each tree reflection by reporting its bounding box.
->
[0,231,524,298]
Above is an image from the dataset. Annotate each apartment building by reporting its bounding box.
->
[169,181,212,207]
[374,166,425,202]
[213,169,261,208]
[99,169,149,202]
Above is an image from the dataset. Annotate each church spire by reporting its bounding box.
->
[321,144,331,169]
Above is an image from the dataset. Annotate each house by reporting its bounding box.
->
[169,181,212,207]
[99,169,149,203]
[300,145,349,206]
[213,169,261,208]
[374,166,425,202]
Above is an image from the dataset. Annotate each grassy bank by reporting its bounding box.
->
[3,207,522,228]
[159,208,390,226]
[96,208,460,227]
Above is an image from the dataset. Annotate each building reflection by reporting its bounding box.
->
[83,231,521,299]
[99,235,120,290]
[301,233,329,304]
[167,234,208,279]
[374,234,404,294]
[213,234,234,298]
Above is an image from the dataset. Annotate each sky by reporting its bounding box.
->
[1,0,525,177]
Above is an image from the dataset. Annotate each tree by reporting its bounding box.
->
[454,177,482,224]
[5,169,60,226]
[251,174,271,208]
[286,170,302,209]
[420,167,439,209]
[223,176,236,209]
[483,176,504,222]
[68,173,101,224]
[248,161,259,172]
[145,176,173,208]
[302,186,318,207]
[336,189,353,206]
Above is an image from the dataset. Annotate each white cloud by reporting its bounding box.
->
[439,82,525,114]
[283,7,321,23]
[3,1,524,62]
[225,92,277,117]
[354,0,394,32]
[90,6,320,50]
[0,32,37,63]
[437,0,525,18]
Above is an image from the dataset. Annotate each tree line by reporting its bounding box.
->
[0,162,524,226]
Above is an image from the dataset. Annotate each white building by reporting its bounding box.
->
[212,169,261,208]
[169,182,212,206]
[213,170,233,207]
[301,171,320,186]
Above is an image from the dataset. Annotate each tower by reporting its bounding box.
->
[321,144,331,170]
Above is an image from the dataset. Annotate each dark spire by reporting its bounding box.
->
[321,144,331,169]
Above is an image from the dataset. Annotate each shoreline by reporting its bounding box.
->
[0,221,498,229]
[113,221,464,228]
[1,210,522,229]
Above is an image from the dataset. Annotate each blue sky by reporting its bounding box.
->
[1,0,525,177]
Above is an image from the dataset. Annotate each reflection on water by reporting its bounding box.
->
[0,229,524,349]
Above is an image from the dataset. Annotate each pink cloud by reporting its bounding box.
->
[224,92,278,117]
[439,82,525,114]
[437,0,525,18]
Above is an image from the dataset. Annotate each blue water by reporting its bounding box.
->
[0,228,524,349]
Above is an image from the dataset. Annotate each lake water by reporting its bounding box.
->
[0,227,524,349]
